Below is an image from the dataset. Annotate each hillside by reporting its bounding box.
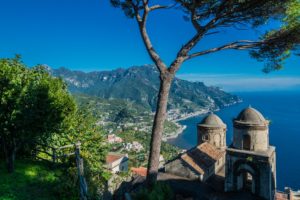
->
[73,94,181,139]
[51,65,241,112]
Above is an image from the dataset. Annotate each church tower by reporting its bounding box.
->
[197,113,227,150]
[225,107,276,200]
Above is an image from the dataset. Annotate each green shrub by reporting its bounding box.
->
[133,182,174,200]
[0,159,78,200]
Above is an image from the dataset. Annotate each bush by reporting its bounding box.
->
[133,182,174,200]
[48,106,108,199]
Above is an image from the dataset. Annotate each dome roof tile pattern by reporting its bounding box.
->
[235,107,267,125]
[198,113,226,128]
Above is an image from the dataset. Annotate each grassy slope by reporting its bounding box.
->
[0,159,74,200]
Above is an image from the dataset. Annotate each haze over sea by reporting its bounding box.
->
[168,91,300,190]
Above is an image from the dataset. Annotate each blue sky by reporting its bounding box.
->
[0,0,299,91]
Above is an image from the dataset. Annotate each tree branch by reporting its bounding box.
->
[168,6,218,74]
[131,1,168,74]
[131,1,142,22]
[204,31,221,36]
[149,4,176,11]
[187,40,263,60]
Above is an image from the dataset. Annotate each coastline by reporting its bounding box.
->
[163,100,242,142]
[162,123,187,141]
[172,109,211,122]
[162,109,210,141]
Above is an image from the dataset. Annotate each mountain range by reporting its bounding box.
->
[50,65,241,112]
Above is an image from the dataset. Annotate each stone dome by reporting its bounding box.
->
[198,113,226,128]
[235,107,267,125]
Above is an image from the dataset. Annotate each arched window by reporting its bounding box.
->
[233,162,258,195]
[242,135,251,150]
[203,134,209,141]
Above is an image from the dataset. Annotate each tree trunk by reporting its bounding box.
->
[4,138,16,173]
[7,148,15,173]
[146,73,173,187]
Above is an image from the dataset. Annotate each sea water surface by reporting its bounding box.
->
[168,91,300,190]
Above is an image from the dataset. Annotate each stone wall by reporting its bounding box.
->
[233,126,269,151]
[197,126,226,149]
[225,147,276,200]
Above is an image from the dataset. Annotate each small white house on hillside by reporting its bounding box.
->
[105,152,128,173]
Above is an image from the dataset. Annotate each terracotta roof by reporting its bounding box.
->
[181,142,224,175]
[131,167,147,177]
[106,153,125,164]
[181,153,204,174]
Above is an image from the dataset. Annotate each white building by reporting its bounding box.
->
[124,143,133,151]
[105,152,128,173]
[132,141,144,152]
[124,141,144,152]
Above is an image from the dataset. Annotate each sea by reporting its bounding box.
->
[167,91,300,190]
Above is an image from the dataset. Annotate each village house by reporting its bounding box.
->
[132,141,143,152]
[124,143,132,151]
[105,152,128,173]
[124,141,144,152]
[107,134,123,144]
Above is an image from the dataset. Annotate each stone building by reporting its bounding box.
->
[197,113,227,150]
[224,107,276,200]
[163,107,278,199]
[165,113,226,181]
[165,142,225,181]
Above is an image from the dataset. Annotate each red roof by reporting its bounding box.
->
[131,167,147,177]
[181,142,225,174]
[106,153,124,164]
